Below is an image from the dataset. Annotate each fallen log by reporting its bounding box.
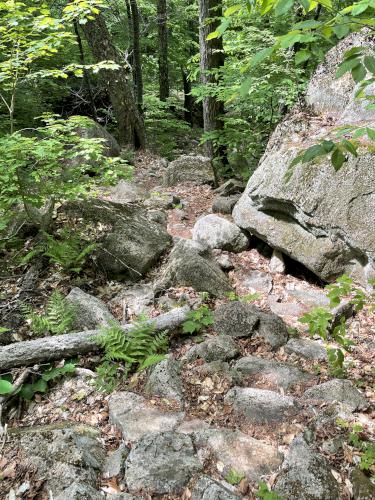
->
[0,306,190,371]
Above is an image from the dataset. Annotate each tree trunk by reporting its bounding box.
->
[0,306,189,370]
[82,13,145,148]
[181,67,193,126]
[157,0,169,101]
[130,0,143,112]
[199,0,226,183]
[73,20,98,122]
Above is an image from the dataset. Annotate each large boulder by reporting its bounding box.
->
[155,239,232,297]
[76,119,121,157]
[233,31,375,284]
[66,287,115,331]
[60,199,171,280]
[163,155,214,186]
[192,214,249,253]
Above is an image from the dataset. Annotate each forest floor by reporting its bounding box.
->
[0,151,374,499]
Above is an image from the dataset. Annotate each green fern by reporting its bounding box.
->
[42,231,96,273]
[96,318,168,377]
[23,291,76,335]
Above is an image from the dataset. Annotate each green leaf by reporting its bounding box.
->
[352,63,366,83]
[32,379,48,393]
[19,384,35,400]
[364,55,375,75]
[333,24,350,39]
[182,320,198,334]
[224,4,241,17]
[302,144,326,163]
[341,139,358,157]
[366,127,375,140]
[295,50,311,65]
[331,148,346,170]
[0,379,13,395]
[336,58,361,78]
[248,46,275,69]
[275,0,294,16]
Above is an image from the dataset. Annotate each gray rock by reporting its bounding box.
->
[144,192,180,210]
[109,392,184,442]
[193,428,283,481]
[18,424,105,500]
[214,179,245,197]
[191,475,241,499]
[241,270,272,293]
[164,155,214,186]
[274,436,340,500]
[192,215,249,253]
[125,431,202,494]
[66,287,115,331]
[177,418,211,434]
[147,209,167,225]
[214,251,235,271]
[330,300,354,331]
[212,194,242,215]
[233,32,375,285]
[303,379,369,411]
[106,495,142,500]
[109,284,154,318]
[321,436,344,455]
[195,361,242,386]
[234,356,312,390]
[76,119,121,157]
[224,387,299,424]
[214,302,289,349]
[155,239,232,297]
[182,335,240,364]
[106,180,147,204]
[61,199,171,280]
[350,467,375,500]
[103,444,128,478]
[145,357,184,405]
[269,249,285,274]
[285,338,327,361]
[267,295,304,317]
[287,288,330,308]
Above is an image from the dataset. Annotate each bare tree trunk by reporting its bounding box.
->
[199,0,226,183]
[130,0,143,112]
[73,20,98,122]
[157,0,169,101]
[181,67,193,126]
[82,13,146,148]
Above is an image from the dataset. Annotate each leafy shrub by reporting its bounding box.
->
[225,468,245,485]
[95,318,169,391]
[182,305,214,334]
[23,291,76,336]
[299,275,375,376]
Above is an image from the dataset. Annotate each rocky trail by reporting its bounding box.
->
[1,33,375,500]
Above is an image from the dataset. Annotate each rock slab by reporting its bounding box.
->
[193,214,249,253]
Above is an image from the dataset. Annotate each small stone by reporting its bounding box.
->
[274,436,340,500]
[109,392,184,443]
[224,387,299,424]
[268,295,304,317]
[285,338,327,361]
[234,356,312,390]
[193,428,283,482]
[125,431,202,495]
[163,155,214,186]
[107,180,147,204]
[214,179,245,197]
[192,214,249,253]
[182,335,240,364]
[288,289,330,308]
[214,302,289,349]
[241,271,273,293]
[303,379,369,411]
[66,287,115,331]
[212,194,241,215]
[103,444,128,478]
[109,284,154,318]
[145,357,184,406]
[269,250,285,274]
[155,239,232,297]
[214,251,235,271]
[191,475,241,499]
[330,300,354,331]
[195,361,242,386]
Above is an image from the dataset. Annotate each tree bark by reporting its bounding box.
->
[157,0,169,101]
[0,306,189,371]
[199,0,226,182]
[82,13,146,148]
[130,0,143,112]
[73,20,98,122]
